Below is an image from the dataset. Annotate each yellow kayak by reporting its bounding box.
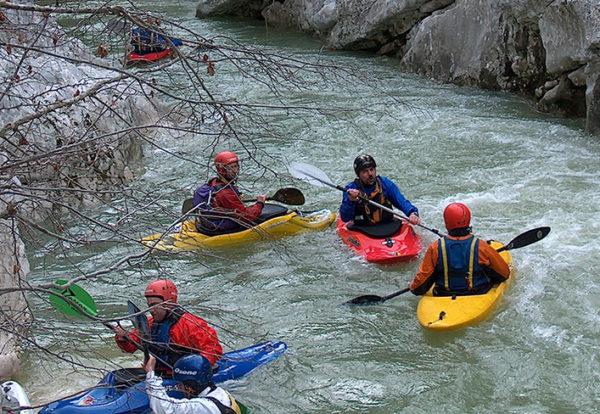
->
[141,203,335,251]
[416,240,514,330]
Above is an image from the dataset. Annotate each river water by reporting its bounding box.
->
[22,2,600,413]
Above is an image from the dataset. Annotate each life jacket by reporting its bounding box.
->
[205,388,242,414]
[148,308,190,377]
[353,176,394,225]
[434,235,489,293]
[193,178,240,232]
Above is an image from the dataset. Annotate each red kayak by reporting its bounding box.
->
[125,49,173,66]
[336,216,422,264]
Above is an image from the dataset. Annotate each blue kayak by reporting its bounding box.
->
[40,341,286,413]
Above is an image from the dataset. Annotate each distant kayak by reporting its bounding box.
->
[39,341,286,413]
[336,217,421,264]
[124,48,173,66]
[416,240,514,330]
[141,203,335,251]
[1,381,34,414]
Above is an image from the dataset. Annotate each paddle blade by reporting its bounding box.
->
[288,162,334,188]
[270,187,305,205]
[127,300,150,337]
[182,197,194,215]
[50,281,98,317]
[344,294,386,305]
[497,226,551,252]
[127,300,151,361]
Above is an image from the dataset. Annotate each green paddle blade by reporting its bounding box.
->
[50,280,98,317]
[237,400,249,414]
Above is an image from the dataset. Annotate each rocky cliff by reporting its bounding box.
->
[196,0,600,135]
[0,2,158,380]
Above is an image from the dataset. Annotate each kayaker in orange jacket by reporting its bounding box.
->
[114,280,222,377]
[193,151,266,233]
[410,203,510,296]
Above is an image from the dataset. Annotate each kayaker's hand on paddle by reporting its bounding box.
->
[114,326,130,342]
[142,354,156,373]
[347,189,360,202]
[256,194,266,204]
[408,213,421,225]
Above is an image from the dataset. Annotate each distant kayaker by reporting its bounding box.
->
[193,151,266,233]
[130,26,183,55]
[114,279,223,377]
[409,203,510,296]
[340,154,421,226]
[144,353,242,414]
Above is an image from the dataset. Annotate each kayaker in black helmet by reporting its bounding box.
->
[409,202,510,296]
[340,154,421,226]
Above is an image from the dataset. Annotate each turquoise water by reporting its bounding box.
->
[21,2,600,412]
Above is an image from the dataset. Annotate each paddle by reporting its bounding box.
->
[288,161,445,237]
[49,281,149,354]
[127,300,151,362]
[49,280,99,318]
[345,226,551,305]
[181,187,305,215]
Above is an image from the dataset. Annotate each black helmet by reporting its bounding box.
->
[353,154,376,175]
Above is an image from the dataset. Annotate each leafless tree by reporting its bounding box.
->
[0,0,410,406]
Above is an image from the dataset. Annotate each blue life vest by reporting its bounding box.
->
[435,235,488,292]
[148,311,185,377]
[193,178,240,232]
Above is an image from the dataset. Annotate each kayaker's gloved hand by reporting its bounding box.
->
[114,326,130,342]
[408,213,421,225]
[347,189,360,202]
[143,354,156,373]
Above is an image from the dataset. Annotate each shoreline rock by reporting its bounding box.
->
[197,0,600,135]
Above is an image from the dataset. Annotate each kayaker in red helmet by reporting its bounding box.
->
[192,151,266,233]
[409,203,510,296]
[114,279,223,377]
[340,154,421,226]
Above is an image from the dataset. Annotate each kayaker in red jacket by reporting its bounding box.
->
[193,151,266,233]
[114,280,222,377]
[410,203,510,296]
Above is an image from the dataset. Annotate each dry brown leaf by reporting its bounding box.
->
[97,44,108,58]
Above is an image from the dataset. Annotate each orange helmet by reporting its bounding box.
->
[443,203,471,231]
[214,151,239,176]
[144,279,178,303]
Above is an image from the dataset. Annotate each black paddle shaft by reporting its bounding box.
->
[345,227,551,306]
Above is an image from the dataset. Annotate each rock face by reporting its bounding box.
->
[0,3,160,218]
[0,2,160,379]
[0,221,30,381]
[196,0,600,135]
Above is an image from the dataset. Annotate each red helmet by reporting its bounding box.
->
[214,151,239,176]
[144,279,178,303]
[443,203,471,230]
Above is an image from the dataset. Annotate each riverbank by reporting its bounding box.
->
[197,0,600,136]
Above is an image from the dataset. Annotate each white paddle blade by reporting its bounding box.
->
[288,161,333,188]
